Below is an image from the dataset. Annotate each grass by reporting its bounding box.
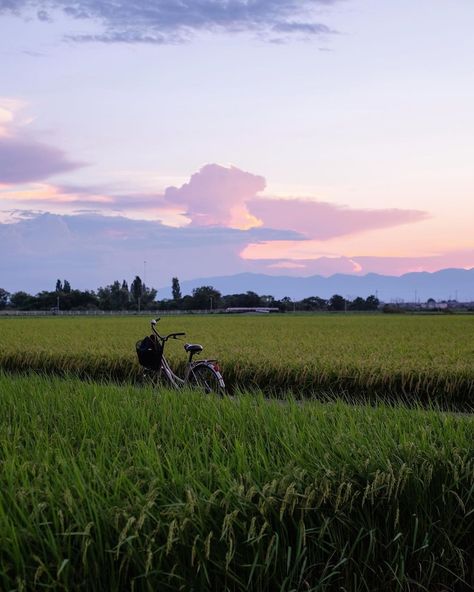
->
[0,372,473,591]
[0,314,473,408]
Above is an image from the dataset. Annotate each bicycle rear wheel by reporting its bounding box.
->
[189,363,225,396]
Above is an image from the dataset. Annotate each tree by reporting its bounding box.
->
[10,291,34,310]
[260,295,276,306]
[97,285,113,310]
[130,276,143,311]
[172,277,182,301]
[67,290,98,310]
[349,296,366,311]
[0,288,10,309]
[221,291,262,308]
[140,285,158,310]
[300,296,327,311]
[241,291,261,307]
[63,280,71,293]
[36,291,58,310]
[276,296,294,312]
[328,294,346,311]
[55,279,63,293]
[120,280,130,308]
[110,280,124,309]
[97,280,130,310]
[365,295,380,311]
[191,286,221,310]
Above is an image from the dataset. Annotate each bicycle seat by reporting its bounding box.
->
[184,343,203,353]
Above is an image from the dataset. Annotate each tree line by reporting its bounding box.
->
[0,276,380,312]
[0,277,156,312]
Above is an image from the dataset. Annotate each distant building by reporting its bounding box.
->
[225,307,280,314]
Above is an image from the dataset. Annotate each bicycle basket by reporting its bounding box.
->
[136,335,163,370]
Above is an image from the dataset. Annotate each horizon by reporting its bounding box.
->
[2,266,473,304]
[1,0,473,291]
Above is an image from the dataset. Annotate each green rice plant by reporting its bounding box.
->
[0,373,473,590]
[0,314,473,407]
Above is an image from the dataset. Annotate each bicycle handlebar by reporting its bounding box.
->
[150,318,185,342]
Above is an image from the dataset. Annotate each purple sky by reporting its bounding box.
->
[1,0,473,293]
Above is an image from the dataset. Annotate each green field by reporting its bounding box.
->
[0,314,473,407]
[1,314,473,589]
[0,373,473,591]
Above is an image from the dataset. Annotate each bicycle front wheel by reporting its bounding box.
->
[189,363,225,396]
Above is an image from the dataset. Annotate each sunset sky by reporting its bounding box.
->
[1,0,473,293]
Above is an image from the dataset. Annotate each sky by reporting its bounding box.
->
[1,0,473,293]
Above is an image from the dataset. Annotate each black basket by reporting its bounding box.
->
[136,335,163,370]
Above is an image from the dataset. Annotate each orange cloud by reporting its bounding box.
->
[0,183,113,205]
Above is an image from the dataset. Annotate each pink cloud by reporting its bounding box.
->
[0,137,83,184]
[164,164,265,228]
[161,165,429,240]
[248,197,429,240]
[0,99,84,184]
[2,163,429,242]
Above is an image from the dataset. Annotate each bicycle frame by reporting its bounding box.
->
[160,352,185,389]
[146,318,225,394]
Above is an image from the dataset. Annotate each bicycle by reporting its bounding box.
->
[136,318,226,396]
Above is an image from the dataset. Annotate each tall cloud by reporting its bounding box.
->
[164,164,265,228]
[0,0,339,43]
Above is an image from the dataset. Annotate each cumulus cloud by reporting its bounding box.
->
[164,164,265,228]
[162,164,429,238]
[2,163,430,240]
[0,0,339,43]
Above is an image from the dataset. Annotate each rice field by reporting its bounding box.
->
[0,372,473,591]
[0,314,473,408]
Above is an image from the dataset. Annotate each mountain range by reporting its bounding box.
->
[160,268,474,303]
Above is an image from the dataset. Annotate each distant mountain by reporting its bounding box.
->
[160,268,474,303]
